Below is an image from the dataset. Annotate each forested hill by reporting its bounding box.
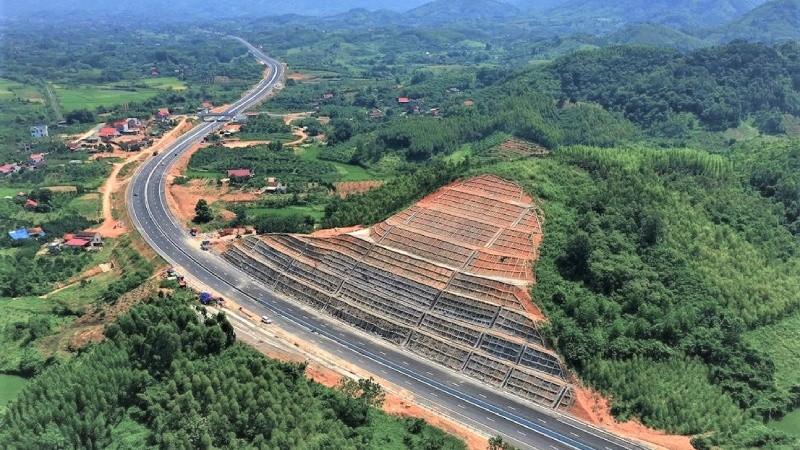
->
[550,41,800,132]
[703,0,800,44]
[0,296,464,449]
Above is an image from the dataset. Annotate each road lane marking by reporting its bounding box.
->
[486,416,495,422]
[517,430,526,436]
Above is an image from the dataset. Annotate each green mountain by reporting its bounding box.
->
[606,23,709,50]
[705,0,800,43]
[404,0,521,24]
[535,0,767,32]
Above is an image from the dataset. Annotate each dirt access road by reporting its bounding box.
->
[91,117,192,238]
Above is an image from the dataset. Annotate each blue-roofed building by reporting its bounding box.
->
[8,228,30,240]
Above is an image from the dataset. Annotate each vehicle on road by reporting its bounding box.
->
[261,316,272,324]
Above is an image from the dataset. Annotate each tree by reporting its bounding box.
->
[488,435,519,450]
[194,199,213,223]
[337,377,386,408]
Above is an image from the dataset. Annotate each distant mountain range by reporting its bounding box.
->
[3,0,797,47]
[702,0,800,43]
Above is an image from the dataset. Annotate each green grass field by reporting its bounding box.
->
[0,374,28,412]
[55,84,161,112]
[444,144,472,164]
[770,408,800,437]
[747,311,800,437]
[0,79,43,102]
[296,145,385,182]
[138,77,187,90]
[247,205,326,220]
[186,169,224,179]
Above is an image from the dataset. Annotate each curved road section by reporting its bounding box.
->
[129,36,647,450]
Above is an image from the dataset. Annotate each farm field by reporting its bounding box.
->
[296,145,385,182]
[54,85,159,112]
[0,79,44,102]
[138,77,187,90]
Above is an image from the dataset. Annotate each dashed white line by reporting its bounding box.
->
[457,404,465,409]
[430,392,438,397]
[537,418,547,424]
[570,432,579,437]
[478,393,486,398]
[402,360,409,365]
[507,405,516,411]
[516,430,526,436]
[485,416,495,422]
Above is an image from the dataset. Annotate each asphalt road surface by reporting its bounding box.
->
[128,35,649,450]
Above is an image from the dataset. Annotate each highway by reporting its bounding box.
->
[127,36,649,450]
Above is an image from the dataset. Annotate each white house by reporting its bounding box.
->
[30,125,49,138]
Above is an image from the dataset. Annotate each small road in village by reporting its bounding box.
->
[128,35,648,450]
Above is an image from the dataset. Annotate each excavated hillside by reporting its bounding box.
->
[223,175,575,410]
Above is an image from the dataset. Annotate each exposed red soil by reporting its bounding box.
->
[287,73,312,81]
[571,387,693,450]
[221,140,270,148]
[310,225,363,238]
[333,180,385,198]
[493,138,550,159]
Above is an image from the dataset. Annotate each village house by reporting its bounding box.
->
[397,97,410,105]
[99,126,120,142]
[30,125,49,138]
[28,153,45,168]
[23,199,39,210]
[0,163,21,175]
[367,108,384,119]
[156,108,170,123]
[265,177,287,194]
[7,227,45,241]
[63,231,103,250]
[322,92,334,100]
[113,118,141,134]
[200,101,213,113]
[227,169,253,180]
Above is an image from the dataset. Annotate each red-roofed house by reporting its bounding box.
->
[99,127,119,142]
[0,164,20,175]
[64,238,90,249]
[24,199,38,209]
[202,102,213,109]
[62,233,75,242]
[397,97,410,104]
[157,108,170,122]
[28,153,45,167]
[75,231,103,248]
[227,169,253,179]
[27,227,44,237]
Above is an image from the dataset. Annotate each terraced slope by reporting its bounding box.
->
[223,175,574,410]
